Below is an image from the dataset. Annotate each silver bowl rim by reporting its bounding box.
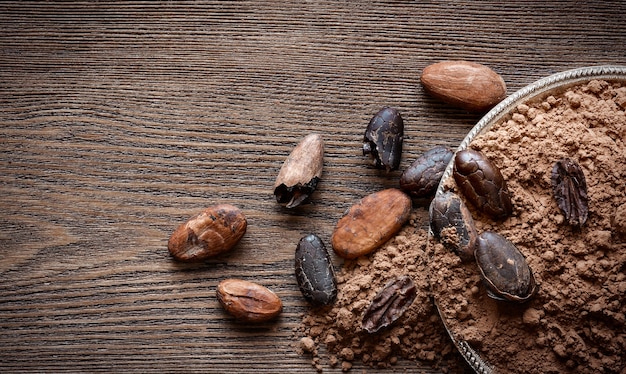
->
[430,64,626,374]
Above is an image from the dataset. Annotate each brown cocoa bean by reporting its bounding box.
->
[216,278,283,322]
[168,204,247,262]
[331,188,412,259]
[420,60,507,112]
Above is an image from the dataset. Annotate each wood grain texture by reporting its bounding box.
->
[0,1,624,372]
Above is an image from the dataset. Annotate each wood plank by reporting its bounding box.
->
[1,1,625,372]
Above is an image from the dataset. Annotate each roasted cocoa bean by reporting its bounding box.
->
[295,234,337,306]
[429,191,477,261]
[551,158,588,227]
[363,107,404,171]
[362,275,417,333]
[453,149,513,219]
[400,146,453,198]
[475,231,538,303]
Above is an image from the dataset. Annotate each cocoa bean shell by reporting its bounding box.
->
[551,158,589,227]
[362,275,417,333]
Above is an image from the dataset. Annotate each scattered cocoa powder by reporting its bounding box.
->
[296,213,466,372]
[431,80,625,373]
[439,226,463,250]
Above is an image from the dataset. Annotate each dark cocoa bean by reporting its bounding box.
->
[400,146,453,198]
[363,107,404,171]
[475,231,538,303]
[551,158,588,227]
[453,149,512,219]
[361,275,417,333]
[294,234,337,306]
[429,191,477,261]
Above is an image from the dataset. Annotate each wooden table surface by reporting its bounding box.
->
[1,1,624,372]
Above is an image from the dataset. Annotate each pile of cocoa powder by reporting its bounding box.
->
[296,213,466,373]
[431,79,625,373]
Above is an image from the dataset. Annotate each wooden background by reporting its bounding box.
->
[1,1,624,372]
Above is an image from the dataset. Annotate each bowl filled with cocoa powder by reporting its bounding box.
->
[428,65,626,374]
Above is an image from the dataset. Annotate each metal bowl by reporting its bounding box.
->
[429,65,626,374]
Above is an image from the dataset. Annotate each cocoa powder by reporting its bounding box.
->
[431,80,625,373]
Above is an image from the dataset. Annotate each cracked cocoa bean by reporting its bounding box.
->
[363,107,404,171]
[429,191,477,261]
[361,275,417,333]
[274,134,324,208]
[551,158,588,227]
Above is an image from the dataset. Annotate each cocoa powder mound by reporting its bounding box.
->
[431,80,626,373]
[297,214,465,373]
